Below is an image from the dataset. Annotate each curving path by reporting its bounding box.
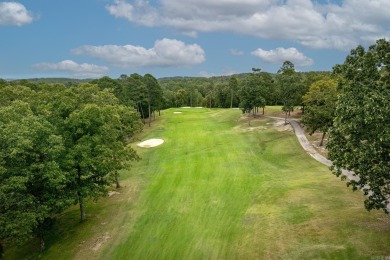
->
[266,116,359,182]
[267,116,390,212]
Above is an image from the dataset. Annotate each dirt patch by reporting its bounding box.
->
[233,124,267,132]
[273,120,293,132]
[306,132,329,157]
[108,191,120,197]
[92,232,110,251]
[137,138,164,148]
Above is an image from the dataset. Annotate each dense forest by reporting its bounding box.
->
[0,39,388,256]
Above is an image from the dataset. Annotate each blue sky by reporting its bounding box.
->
[1,0,389,79]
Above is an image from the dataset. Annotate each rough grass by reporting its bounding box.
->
[6,108,390,259]
[263,105,302,118]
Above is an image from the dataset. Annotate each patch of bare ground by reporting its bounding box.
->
[265,107,303,119]
[233,123,268,133]
[305,131,329,158]
[92,232,111,251]
[237,114,294,132]
[108,190,120,197]
[359,216,390,230]
[272,120,293,132]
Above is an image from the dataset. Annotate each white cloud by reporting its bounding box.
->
[72,38,206,68]
[251,47,314,66]
[32,60,109,77]
[230,49,244,56]
[199,69,237,78]
[106,0,159,26]
[0,2,34,26]
[106,0,390,50]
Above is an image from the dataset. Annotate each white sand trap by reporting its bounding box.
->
[195,107,203,108]
[173,112,182,114]
[137,138,164,148]
[182,106,191,108]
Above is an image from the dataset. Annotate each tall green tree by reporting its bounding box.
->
[109,105,142,188]
[238,69,267,125]
[143,74,163,126]
[302,78,338,146]
[0,101,69,251]
[276,61,303,122]
[174,88,189,107]
[328,39,390,213]
[62,84,142,221]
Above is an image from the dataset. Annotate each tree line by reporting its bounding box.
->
[0,80,147,254]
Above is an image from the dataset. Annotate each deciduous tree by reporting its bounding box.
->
[328,39,390,213]
[302,78,338,146]
[276,61,304,123]
[0,101,69,251]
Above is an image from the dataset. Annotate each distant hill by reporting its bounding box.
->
[158,73,251,82]
[9,78,92,85]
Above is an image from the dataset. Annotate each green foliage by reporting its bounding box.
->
[60,84,142,221]
[238,69,270,114]
[302,78,338,135]
[228,77,239,108]
[328,39,390,213]
[275,61,305,115]
[0,101,70,248]
[0,81,143,252]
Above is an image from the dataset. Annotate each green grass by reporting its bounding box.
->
[6,108,390,259]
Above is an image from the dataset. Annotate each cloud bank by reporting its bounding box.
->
[72,38,206,68]
[251,47,313,66]
[106,0,390,50]
[0,2,35,26]
[33,60,109,77]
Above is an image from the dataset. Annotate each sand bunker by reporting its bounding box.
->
[173,112,182,114]
[137,138,164,148]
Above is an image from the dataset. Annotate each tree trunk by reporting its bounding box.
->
[320,132,326,146]
[115,172,121,189]
[230,89,233,108]
[78,191,86,222]
[148,101,151,127]
[158,110,161,116]
[39,234,45,251]
[262,107,265,115]
[285,111,288,124]
[139,103,145,124]
[0,241,4,258]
